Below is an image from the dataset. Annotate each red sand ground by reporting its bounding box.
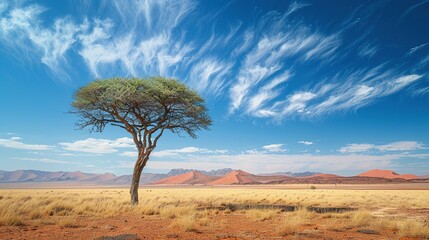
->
[2,212,424,240]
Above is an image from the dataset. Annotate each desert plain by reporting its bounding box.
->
[1,184,429,240]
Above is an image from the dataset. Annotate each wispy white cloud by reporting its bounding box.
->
[246,71,292,117]
[269,72,423,118]
[0,4,83,81]
[298,141,313,145]
[151,147,201,157]
[376,141,425,151]
[231,30,254,57]
[413,86,429,96]
[120,151,138,158]
[0,1,8,15]
[285,1,311,16]
[120,146,228,158]
[339,141,425,153]
[408,43,428,55]
[0,1,196,80]
[14,157,73,164]
[358,42,378,58]
[78,0,196,78]
[339,144,374,153]
[223,22,242,45]
[229,12,341,114]
[58,153,77,157]
[0,137,51,150]
[188,58,232,96]
[399,0,429,22]
[60,137,134,154]
[262,144,287,153]
[0,1,425,121]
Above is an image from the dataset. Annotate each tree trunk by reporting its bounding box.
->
[130,155,144,205]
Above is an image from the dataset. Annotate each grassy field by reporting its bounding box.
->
[0,188,428,239]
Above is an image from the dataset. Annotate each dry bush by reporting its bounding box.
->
[0,213,25,226]
[30,211,43,220]
[173,214,198,232]
[349,211,373,227]
[160,205,195,219]
[137,201,160,215]
[292,207,315,219]
[246,209,279,221]
[369,217,394,229]
[396,219,429,238]
[277,214,307,236]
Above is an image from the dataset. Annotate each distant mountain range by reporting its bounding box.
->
[0,169,166,185]
[0,168,426,186]
[166,168,235,176]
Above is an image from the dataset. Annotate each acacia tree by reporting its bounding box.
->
[71,77,211,204]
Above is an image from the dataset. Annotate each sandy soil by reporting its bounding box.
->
[0,212,416,240]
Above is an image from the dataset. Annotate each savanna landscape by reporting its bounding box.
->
[1,168,429,239]
[1,0,429,240]
[1,186,429,239]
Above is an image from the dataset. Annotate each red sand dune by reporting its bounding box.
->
[357,169,417,180]
[150,169,424,185]
[153,171,217,184]
[208,170,256,185]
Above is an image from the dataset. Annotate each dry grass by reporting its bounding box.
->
[349,210,373,227]
[396,219,429,238]
[277,213,307,235]
[246,209,279,221]
[58,217,80,228]
[160,205,195,219]
[0,188,428,238]
[173,214,198,232]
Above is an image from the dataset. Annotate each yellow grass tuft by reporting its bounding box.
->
[396,219,429,238]
[160,205,195,219]
[277,214,307,236]
[173,214,198,232]
[0,213,25,226]
[246,209,279,221]
[349,210,373,227]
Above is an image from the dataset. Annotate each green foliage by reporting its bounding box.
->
[71,77,212,145]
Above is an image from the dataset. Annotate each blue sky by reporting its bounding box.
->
[0,0,428,176]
